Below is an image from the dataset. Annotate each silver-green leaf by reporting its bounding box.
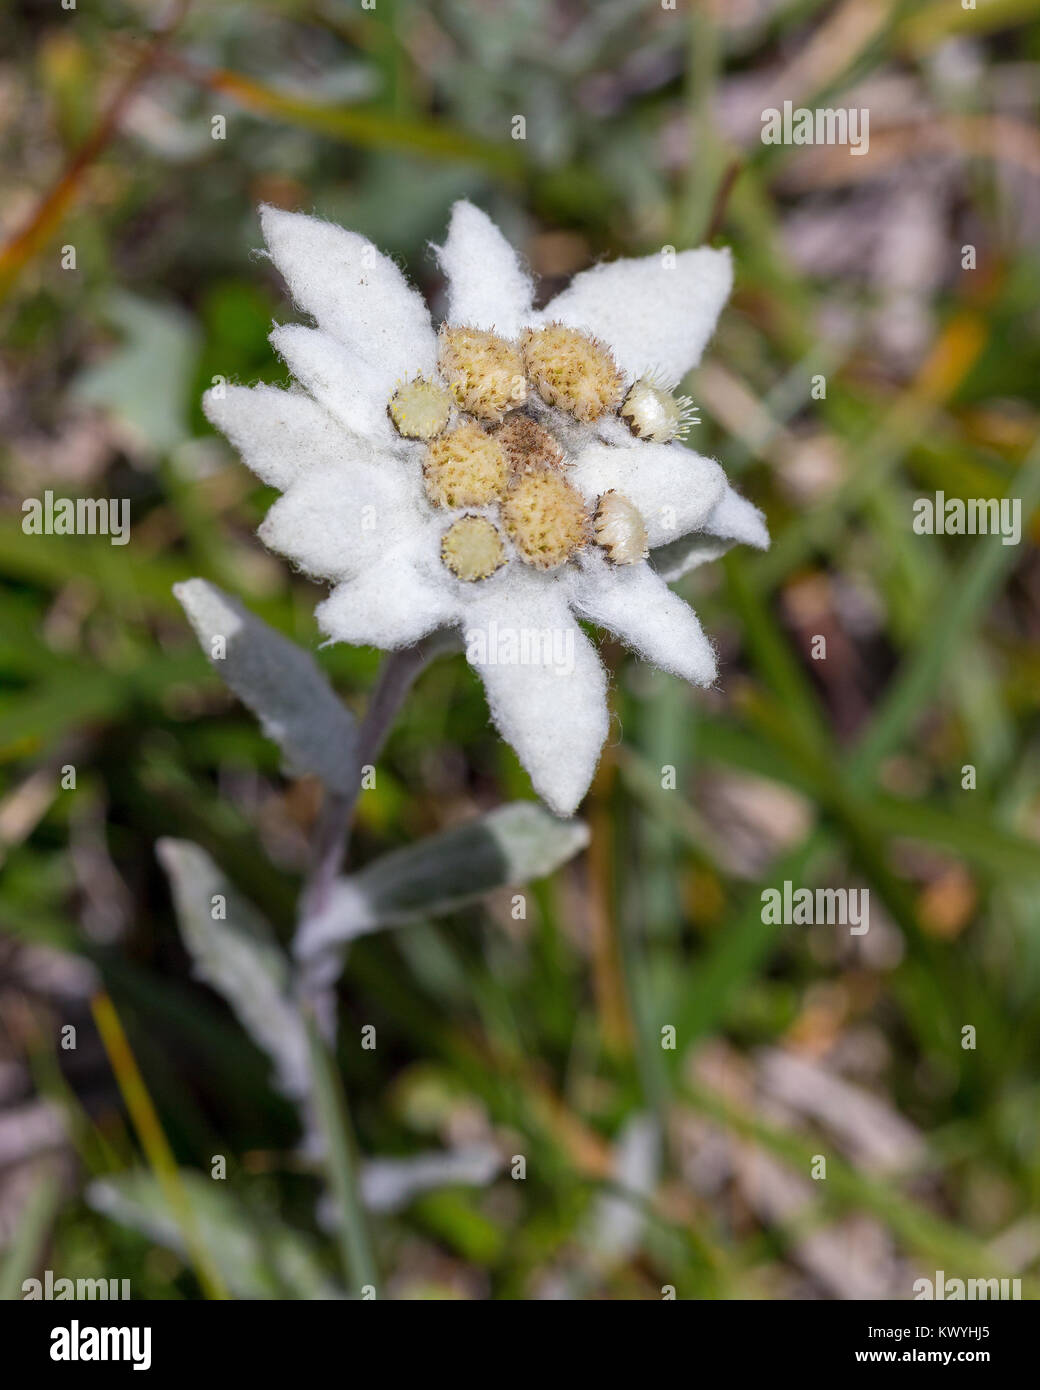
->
[173,578,356,793]
[87,1170,344,1301]
[156,838,308,1099]
[296,802,589,959]
[73,293,198,455]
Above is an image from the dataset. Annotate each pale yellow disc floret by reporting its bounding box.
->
[500,467,591,570]
[438,326,527,423]
[423,422,510,509]
[620,377,697,444]
[520,324,623,423]
[493,413,565,476]
[441,514,506,582]
[388,376,453,440]
[593,490,649,565]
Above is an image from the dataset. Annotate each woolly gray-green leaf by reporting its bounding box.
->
[296,801,588,958]
[173,578,356,793]
[156,838,308,1099]
[73,293,198,454]
[360,1144,502,1214]
[87,1170,344,1301]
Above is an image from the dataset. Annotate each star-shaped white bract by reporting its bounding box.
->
[203,201,768,816]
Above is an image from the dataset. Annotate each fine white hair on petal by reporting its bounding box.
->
[203,384,346,492]
[539,245,733,384]
[651,486,770,582]
[464,581,609,817]
[316,556,458,649]
[594,414,639,448]
[258,456,421,584]
[702,485,770,549]
[432,200,535,339]
[259,205,437,381]
[572,554,718,688]
[569,440,726,548]
[269,323,401,450]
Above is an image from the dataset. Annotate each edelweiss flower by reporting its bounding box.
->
[204,202,768,815]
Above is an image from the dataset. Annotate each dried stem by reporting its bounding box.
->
[0,1,191,300]
[703,159,743,242]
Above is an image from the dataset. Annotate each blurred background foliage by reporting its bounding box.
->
[1,0,1040,1300]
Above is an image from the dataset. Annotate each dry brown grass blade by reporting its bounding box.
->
[776,115,1040,190]
[0,1,191,304]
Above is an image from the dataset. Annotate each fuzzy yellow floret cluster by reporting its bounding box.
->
[424,417,593,575]
[500,468,591,570]
[388,376,453,440]
[620,377,695,444]
[440,514,506,581]
[593,489,649,565]
[438,327,527,423]
[384,321,667,581]
[423,422,510,509]
[493,414,564,475]
[520,324,624,423]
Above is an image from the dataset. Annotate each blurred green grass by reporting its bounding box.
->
[1,0,1039,1300]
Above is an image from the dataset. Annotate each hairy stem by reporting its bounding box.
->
[304,1014,379,1293]
[291,635,456,1282]
[298,637,446,923]
[294,633,456,1031]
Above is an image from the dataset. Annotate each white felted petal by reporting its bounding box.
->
[569,440,726,548]
[317,556,456,649]
[651,485,769,582]
[433,201,534,339]
[540,246,732,384]
[465,579,608,816]
[258,455,420,584]
[203,384,345,492]
[260,206,436,379]
[573,555,717,687]
[269,324,398,449]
